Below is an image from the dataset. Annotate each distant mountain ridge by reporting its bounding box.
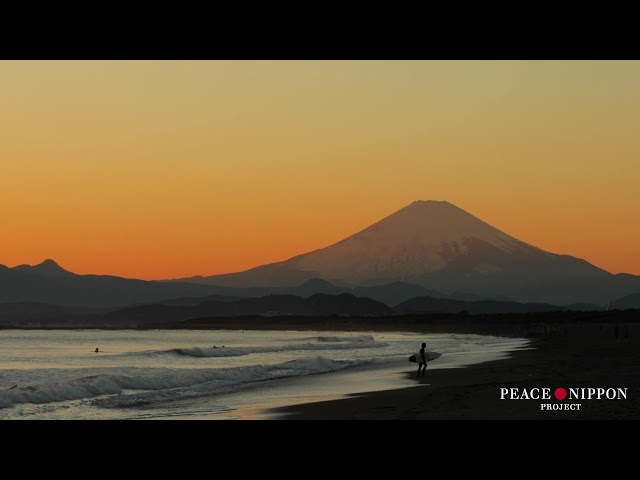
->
[613,292,640,310]
[0,289,616,328]
[156,278,454,306]
[0,259,222,308]
[394,296,599,315]
[104,292,602,326]
[5,200,640,307]
[12,259,74,277]
[101,292,395,325]
[0,257,540,310]
[4,263,637,328]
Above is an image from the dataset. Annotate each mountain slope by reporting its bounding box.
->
[393,295,599,315]
[0,261,227,308]
[102,293,393,325]
[12,259,75,277]
[175,201,638,304]
[613,292,640,310]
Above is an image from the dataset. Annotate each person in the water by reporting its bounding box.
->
[95,348,100,353]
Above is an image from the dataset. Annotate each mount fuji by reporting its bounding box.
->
[179,200,640,305]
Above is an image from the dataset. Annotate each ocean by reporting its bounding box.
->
[0,328,528,420]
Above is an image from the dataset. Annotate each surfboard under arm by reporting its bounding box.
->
[409,351,441,363]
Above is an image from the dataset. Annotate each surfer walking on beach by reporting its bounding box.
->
[417,342,429,377]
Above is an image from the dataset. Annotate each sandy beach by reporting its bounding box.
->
[267,319,640,420]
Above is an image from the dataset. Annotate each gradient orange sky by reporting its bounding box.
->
[1,60,638,279]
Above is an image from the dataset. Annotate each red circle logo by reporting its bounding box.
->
[554,388,567,400]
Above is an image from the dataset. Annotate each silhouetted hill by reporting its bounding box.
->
[154,278,457,306]
[394,295,602,315]
[153,294,251,307]
[102,293,394,326]
[84,292,604,327]
[306,293,394,316]
[12,259,74,277]
[349,282,444,306]
[290,278,344,296]
[613,292,640,309]
[0,261,230,308]
[0,290,608,328]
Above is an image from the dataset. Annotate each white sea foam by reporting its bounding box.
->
[170,340,386,358]
[309,335,375,342]
[0,356,390,410]
[0,329,528,419]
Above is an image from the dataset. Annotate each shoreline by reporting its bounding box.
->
[2,314,638,420]
[197,336,530,420]
[3,308,638,334]
[265,321,640,420]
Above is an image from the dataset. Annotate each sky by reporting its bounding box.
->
[1,60,638,279]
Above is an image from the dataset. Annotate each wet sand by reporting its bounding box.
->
[267,321,640,420]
